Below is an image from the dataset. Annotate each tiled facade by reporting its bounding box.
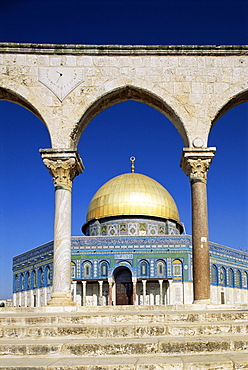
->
[12,235,248,307]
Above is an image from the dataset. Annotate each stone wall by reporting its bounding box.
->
[1,43,247,149]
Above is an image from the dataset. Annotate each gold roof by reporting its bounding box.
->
[86,173,180,223]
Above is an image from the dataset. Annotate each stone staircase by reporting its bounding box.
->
[0,304,248,369]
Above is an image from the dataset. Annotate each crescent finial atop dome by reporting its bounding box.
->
[130,156,136,173]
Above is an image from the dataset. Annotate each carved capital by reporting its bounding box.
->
[180,148,216,183]
[40,149,84,191]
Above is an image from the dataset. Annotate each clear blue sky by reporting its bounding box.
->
[0,0,247,298]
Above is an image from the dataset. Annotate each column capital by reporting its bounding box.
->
[40,149,84,191]
[180,148,216,183]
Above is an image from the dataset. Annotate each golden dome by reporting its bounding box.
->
[86,173,180,223]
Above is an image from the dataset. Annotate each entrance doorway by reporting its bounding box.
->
[114,267,133,305]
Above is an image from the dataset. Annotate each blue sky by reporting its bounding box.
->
[0,0,247,298]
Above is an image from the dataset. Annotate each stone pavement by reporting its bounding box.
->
[0,304,248,369]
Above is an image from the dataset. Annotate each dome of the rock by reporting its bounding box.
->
[86,172,180,223]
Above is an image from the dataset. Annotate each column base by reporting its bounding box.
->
[193,299,211,304]
[47,293,76,306]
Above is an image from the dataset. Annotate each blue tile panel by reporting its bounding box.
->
[12,235,248,292]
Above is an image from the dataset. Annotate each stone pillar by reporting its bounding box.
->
[158,279,163,305]
[30,290,34,307]
[98,280,103,306]
[167,280,172,305]
[108,278,113,306]
[19,292,21,307]
[181,148,216,303]
[13,293,17,307]
[132,278,137,305]
[82,281,87,306]
[142,280,147,305]
[24,291,27,307]
[37,289,41,307]
[40,149,84,306]
[44,287,47,306]
[72,281,77,303]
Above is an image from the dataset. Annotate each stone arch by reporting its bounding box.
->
[211,88,248,131]
[113,266,132,283]
[0,86,52,145]
[71,85,189,148]
[113,266,133,305]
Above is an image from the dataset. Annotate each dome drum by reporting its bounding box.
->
[82,216,182,236]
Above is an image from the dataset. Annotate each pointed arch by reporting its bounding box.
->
[71,85,189,147]
[0,86,52,144]
[211,88,248,129]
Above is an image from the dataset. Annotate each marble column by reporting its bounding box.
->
[167,280,172,305]
[142,280,147,305]
[44,287,47,306]
[108,278,113,306]
[72,281,77,303]
[40,149,84,306]
[132,278,137,305]
[98,280,103,306]
[24,291,27,307]
[82,281,87,306]
[181,148,216,303]
[158,279,163,305]
[37,289,41,307]
[30,290,34,307]
[13,293,17,307]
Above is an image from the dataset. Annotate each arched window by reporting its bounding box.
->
[38,267,44,288]
[100,261,108,278]
[211,265,218,285]
[32,270,37,288]
[228,268,234,287]
[236,270,242,288]
[20,273,24,291]
[25,271,30,290]
[45,266,51,285]
[71,262,76,278]
[243,272,248,288]
[140,260,149,277]
[173,259,182,279]
[83,261,92,278]
[156,260,166,277]
[219,267,226,286]
[14,274,19,293]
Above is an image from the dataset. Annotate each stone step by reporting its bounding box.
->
[1,321,248,339]
[0,353,248,369]
[0,336,248,357]
[1,310,248,326]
